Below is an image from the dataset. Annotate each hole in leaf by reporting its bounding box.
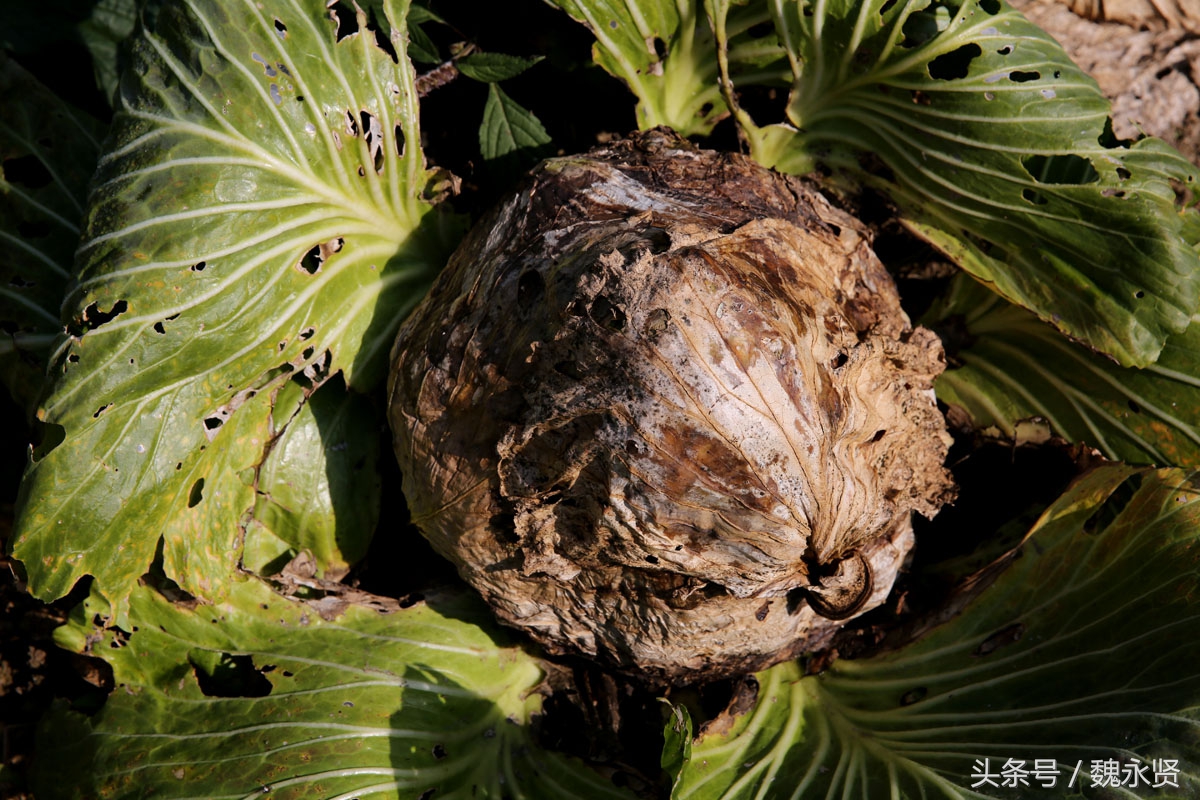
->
[785,586,806,615]
[1135,289,1145,298]
[190,261,207,272]
[1098,117,1132,149]
[1083,473,1143,535]
[31,421,65,461]
[996,44,1013,55]
[645,555,659,564]
[72,299,129,335]
[651,36,668,61]
[1022,188,1047,205]
[928,43,981,80]
[979,0,1000,12]
[1117,166,1131,180]
[394,124,406,156]
[1009,70,1039,82]
[190,652,273,697]
[870,429,887,443]
[204,416,224,431]
[329,1,359,41]
[296,349,331,387]
[517,270,544,310]
[361,110,384,173]
[188,478,205,508]
[589,295,626,330]
[274,18,288,38]
[302,346,315,360]
[67,353,79,363]
[92,404,111,419]
[297,238,342,275]
[1128,399,1142,413]
[153,321,166,334]
[1022,154,1099,185]
[832,352,848,369]
[299,326,315,340]
[251,52,277,77]
[3,154,52,189]
[1102,188,1126,198]
[345,109,359,137]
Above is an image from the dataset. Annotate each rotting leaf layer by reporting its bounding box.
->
[388,130,955,682]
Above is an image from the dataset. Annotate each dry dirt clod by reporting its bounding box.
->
[387,130,955,683]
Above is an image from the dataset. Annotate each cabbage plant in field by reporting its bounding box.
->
[4,0,1200,797]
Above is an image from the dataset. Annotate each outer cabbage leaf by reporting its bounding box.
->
[245,377,380,579]
[669,464,1200,798]
[710,0,1200,367]
[545,0,788,135]
[11,0,462,624]
[0,55,103,413]
[931,276,1200,466]
[37,578,636,800]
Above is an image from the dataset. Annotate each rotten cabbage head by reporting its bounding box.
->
[388,132,954,682]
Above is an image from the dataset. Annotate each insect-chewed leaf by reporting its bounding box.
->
[668,464,1200,798]
[0,55,103,413]
[37,578,636,800]
[712,0,1200,368]
[10,0,462,625]
[930,276,1200,466]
